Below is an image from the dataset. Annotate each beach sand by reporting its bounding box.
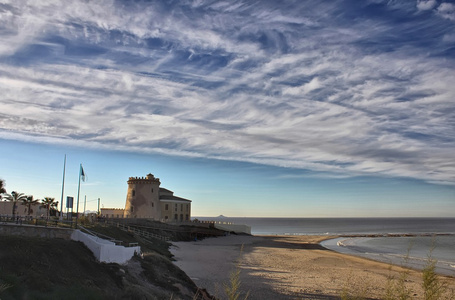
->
[171,235,455,299]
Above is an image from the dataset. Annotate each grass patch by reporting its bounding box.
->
[0,235,124,299]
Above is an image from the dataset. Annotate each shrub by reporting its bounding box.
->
[422,247,446,300]
[223,245,249,300]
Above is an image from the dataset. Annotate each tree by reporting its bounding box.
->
[3,191,27,218]
[41,197,56,219]
[0,179,6,200]
[50,201,59,217]
[22,195,39,216]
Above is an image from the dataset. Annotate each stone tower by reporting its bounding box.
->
[124,173,161,219]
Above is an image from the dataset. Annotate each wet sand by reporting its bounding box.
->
[171,235,455,299]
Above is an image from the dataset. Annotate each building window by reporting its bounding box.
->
[131,206,134,213]
[165,216,168,220]
[151,188,154,193]
[165,204,169,210]
[152,202,154,207]
[180,214,183,221]
[185,214,189,221]
[175,204,177,211]
[186,205,189,212]
[174,214,178,220]
[132,190,135,196]
[180,204,183,211]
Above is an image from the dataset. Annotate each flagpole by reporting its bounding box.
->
[76,163,82,228]
[59,154,66,221]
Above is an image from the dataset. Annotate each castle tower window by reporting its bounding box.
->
[132,190,135,196]
[165,204,169,210]
[131,206,134,213]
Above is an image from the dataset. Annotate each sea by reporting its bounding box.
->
[195,217,455,276]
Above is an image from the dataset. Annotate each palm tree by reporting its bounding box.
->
[3,191,27,218]
[41,197,56,219]
[50,201,59,217]
[0,179,6,200]
[22,195,39,216]
[0,179,5,191]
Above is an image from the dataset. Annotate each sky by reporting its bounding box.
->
[0,0,454,217]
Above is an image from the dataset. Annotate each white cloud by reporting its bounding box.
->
[437,2,455,20]
[0,0,454,186]
[416,0,438,11]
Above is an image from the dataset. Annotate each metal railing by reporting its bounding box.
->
[115,222,170,241]
[0,215,74,228]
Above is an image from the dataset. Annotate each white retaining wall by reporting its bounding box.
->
[71,230,140,264]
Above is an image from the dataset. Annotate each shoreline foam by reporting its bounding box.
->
[321,235,455,277]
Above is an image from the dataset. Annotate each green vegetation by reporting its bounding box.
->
[383,268,412,300]
[421,247,447,300]
[40,197,58,219]
[0,178,6,198]
[0,178,58,219]
[223,245,249,300]
[22,195,40,216]
[0,225,201,300]
[223,267,249,300]
[383,243,413,300]
[0,236,119,299]
[2,191,27,218]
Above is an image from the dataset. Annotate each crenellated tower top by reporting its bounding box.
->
[127,173,161,185]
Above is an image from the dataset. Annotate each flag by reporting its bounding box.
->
[80,165,87,182]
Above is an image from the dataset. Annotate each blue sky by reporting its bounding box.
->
[0,0,454,217]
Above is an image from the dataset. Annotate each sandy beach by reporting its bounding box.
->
[171,235,455,299]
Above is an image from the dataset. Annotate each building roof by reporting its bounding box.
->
[159,194,191,202]
[159,187,174,194]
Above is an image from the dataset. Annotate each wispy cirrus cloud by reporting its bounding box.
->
[0,0,454,185]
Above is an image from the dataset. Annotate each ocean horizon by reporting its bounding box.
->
[194,216,455,235]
